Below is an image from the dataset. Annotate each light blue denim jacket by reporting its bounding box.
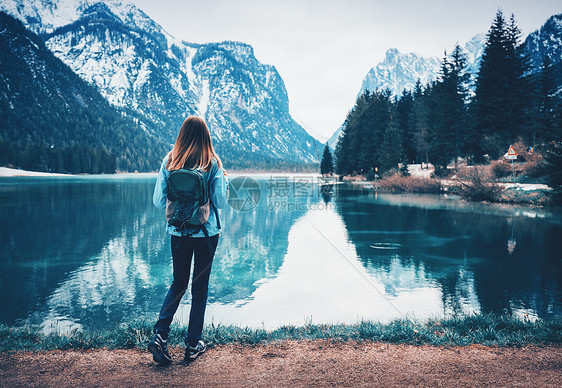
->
[153,154,229,237]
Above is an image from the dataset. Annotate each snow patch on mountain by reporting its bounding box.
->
[197,79,210,117]
[464,34,485,76]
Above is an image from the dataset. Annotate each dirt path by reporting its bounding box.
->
[1,341,560,387]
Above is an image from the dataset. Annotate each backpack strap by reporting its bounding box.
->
[201,225,215,255]
[206,166,221,230]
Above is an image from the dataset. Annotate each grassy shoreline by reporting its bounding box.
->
[2,314,560,352]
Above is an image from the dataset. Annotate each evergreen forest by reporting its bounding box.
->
[335,11,562,176]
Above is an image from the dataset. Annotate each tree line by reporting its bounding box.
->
[0,140,116,174]
[334,10,562,176]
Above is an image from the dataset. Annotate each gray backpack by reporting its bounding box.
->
[165,168,220,243]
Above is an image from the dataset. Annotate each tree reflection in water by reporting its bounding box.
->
[334,186,562,319]
[0,177,560,332]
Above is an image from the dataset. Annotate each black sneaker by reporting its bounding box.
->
[184,340,206,362]
[147,333,172,365]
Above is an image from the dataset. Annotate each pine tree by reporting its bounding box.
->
[320,143,334,175]
[431,45,470,169]
[336,102,358,175]
[507,13,535,141]
[396,89,415,163]
[413,79,423,98]
[335,90,393,175]
[474,11,531,159]
[335,110,356,175]
[379,119,403,173]
[359,90,392,173]
[474,10,510,158]
[335,92,371,175]
[411,83,434,165]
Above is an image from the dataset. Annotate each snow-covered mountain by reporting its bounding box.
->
[463,34,486,79]
[523,14,562,68]
[0,0,157,34]
[359,49,440,99]
[1,0,320,165]
[323,35,486,150]
[0,11,168,172]
[326,123,344,150]
[522,13,562,92]
[358,34,486,99]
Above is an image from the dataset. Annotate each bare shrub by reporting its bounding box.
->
[456,166,502,202]
[490,160,512,179]
[375,173,442,194]
[517,159,545,180]
[432,167,454,178]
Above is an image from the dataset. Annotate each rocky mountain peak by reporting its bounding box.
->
[1,0,320,166]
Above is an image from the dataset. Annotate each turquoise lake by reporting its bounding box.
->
[0,174,561,333]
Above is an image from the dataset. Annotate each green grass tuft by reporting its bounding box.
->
[1,313,561,352]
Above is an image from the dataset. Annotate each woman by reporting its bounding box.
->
[148,116,228,365]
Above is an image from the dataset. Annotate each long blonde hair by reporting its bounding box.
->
[166,116,222,171]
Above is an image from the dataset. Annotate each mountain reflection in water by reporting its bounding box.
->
[0,177,560,332]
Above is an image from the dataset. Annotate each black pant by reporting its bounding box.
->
[153,234,219,346]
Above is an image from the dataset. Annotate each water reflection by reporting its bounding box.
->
[208,182,311,303]
[0,177,161,326]
[0,177,560,332]
[0,176,312,330]
[202,205,445,328]
[334,186,562,319]
[507,215,517,255]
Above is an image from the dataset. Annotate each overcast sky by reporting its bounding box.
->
[133,0,561,140]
